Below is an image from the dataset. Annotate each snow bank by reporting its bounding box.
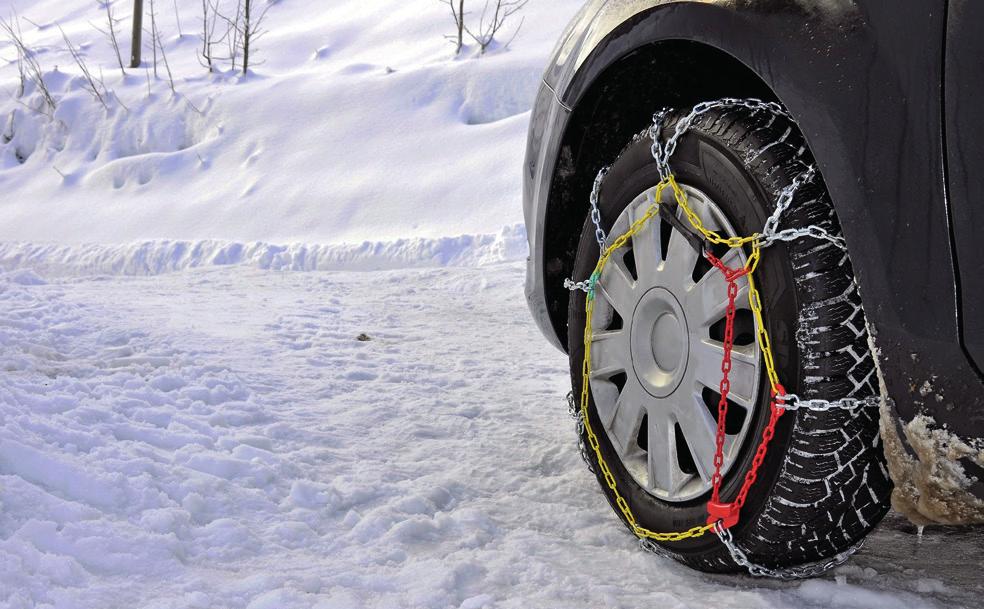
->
[0,224,528,276]
[0,0,582,254]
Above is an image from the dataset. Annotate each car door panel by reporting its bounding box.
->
[944,0,984,373]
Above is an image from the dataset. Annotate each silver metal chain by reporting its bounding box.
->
[563,98,882,578]
[564,166,613,295]
[761,225,847,249]
[566,391,594,473]
[714,523,864,580]
[778,393,883,412]
[760,166,817,240]
[638,537,673,559]
[652,98,793,181]
[563,277,593,293]
[589,166,611,248]
[565,98,825,295]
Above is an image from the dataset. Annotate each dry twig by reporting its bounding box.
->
[1,16,57,111]
[464,0,526,54]
[60,25,109,108]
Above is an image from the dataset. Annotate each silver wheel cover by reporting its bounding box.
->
[590,184,762,503]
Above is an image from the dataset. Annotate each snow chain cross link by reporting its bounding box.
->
[566,98,879,578]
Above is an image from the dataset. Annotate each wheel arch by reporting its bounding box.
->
[542,38,803,352]
[537,0,952,367]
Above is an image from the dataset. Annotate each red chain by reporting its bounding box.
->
[704,251,786,530]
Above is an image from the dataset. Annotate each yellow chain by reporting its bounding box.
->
[579,176,784,543]
[668,176,760,249]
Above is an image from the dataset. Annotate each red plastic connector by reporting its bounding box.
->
[706,500,740,529]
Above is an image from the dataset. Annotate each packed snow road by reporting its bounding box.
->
[0,263,980,609]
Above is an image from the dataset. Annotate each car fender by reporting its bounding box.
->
[528,0,984,454]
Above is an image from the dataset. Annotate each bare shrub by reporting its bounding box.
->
[129,0,175,93]
[173,0,183,37]
[465,0,526,54]
[92,1,126,75]
[148,0,175,92]
[240,0,268,74]
[226,0,241,71]
[0,16,56,112]
[199,0,228,71]
[216,0,269,74]
[441,0,465,54]
[12,36,26,96]
[59,25,109,108]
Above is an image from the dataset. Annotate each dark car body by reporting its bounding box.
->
[523,0,984,509]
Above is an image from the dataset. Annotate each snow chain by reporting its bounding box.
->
[564,98,880,579]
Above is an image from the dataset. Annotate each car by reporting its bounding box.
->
[523,0,984,575]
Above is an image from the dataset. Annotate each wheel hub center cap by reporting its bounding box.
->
[630,287,689,398]
[651,312,684,371]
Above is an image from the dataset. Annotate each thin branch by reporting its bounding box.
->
[147,0,159,77]
[9,94,54,119]
[103,1,126,75]
[3,109,14,143]
[198,0,231,71]
[173,0,183,37]
[59,24,108,108]
[463,0,527,54]
[213,0,269,74]
[228,0,241,71]
[148,0,175,93]
[181,92,202,115]
[241,0,270,73]
[14,38,25,95]
[20,16,44,30]
[441,0,466,54]
[1,15,56,111]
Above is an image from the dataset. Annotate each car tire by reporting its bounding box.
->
[567,105,892,572]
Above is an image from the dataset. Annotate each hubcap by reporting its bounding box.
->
[631,287,688,398]
[589,185,762,503]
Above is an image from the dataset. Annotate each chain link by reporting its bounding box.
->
[761,224,847,249]
[563,166,614,294]
[638,537,673,559]
[707,255,752,511]
[563,277,593,294]
[566,100,840,289]
[778,394,883,412]
[589,166,610,248]
[714,523,864,580]
[566,391,594,473]
[761,166,817,239]
[576,179,715,544]
[652,98,793,180]
[566,97,883,579]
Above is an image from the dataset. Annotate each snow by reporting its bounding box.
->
[1,264,981,609]
[0,224,528,275]
[0,0,572,250]
[1,0,982,607]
